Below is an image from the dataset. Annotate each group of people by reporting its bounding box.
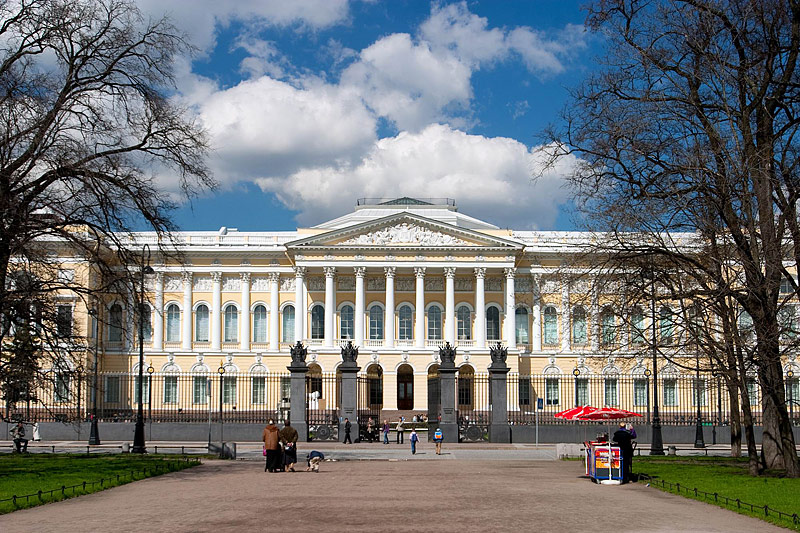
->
[262,419,324,473]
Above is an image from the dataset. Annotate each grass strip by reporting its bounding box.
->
[0,454,200,514]
[634,456,800,531]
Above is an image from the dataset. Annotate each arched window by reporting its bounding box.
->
[142,305,152,342]
[398,305,413,340]
[659,305,673,345]
[515,307,529,344]
[543,306,558,345]
[109,303,123,342]
[739,309,753,341]
[166,304,180,342]
[428,306,442,340]
[631,306,645,345]
[486,306,500,341]
[369,304,383,340]
[224,306,239,343]
[600,308,615,345]
[340,305,354,339]
[572,306,587,345]
[282,305,295,342]
[311,305,324,340]
[457,306,471,340]
[253,305,267,343]
[195,304,209,342]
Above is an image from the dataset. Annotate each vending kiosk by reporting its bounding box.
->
[584,441,624,485]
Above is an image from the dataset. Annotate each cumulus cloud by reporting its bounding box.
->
[255,124,577,229]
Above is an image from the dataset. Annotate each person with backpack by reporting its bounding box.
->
[410,428,419,455]
[433,427,443,455]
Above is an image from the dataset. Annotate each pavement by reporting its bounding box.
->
[0,449,784,533]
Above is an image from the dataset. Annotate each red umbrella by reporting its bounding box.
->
[577,407,642,421]
[554,406,598,420]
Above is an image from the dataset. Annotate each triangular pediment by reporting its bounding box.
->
[287,213,521,249]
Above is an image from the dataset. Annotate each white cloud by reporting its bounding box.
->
[255,124,576,229]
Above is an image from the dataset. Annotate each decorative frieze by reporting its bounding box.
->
[164,276,182,291]
[395,278,415,292]
[454,278,473,291]
[338,278,355,291]
[485,277,503,292]
[425,277,444,291]
[515,278,531,293]
[279,277,296,292]
[366,277,386,291]
[340,222,471,246]
[222,277,241,292]
[251,277,270,291]
[308,277,325,291]
[193,276,212,291]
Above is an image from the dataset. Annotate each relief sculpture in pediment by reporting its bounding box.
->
[339,223,472,246]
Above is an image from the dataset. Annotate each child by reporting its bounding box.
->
[433,427,443,455]
[410,428,419,454]
[306,450,325,472]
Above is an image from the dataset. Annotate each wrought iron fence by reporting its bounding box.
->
[306,373,339,441]
[456,373,490,441]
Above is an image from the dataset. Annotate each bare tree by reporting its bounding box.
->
[0,0,213,411]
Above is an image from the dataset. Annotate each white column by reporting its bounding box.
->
[532,274,542,352]
[240,273,251,352]
[269,272,280,351]
[211,271,222,351]
[504,268,517,349]
[561,278,571,352]
[384,267,396,348]
[414,267,426,348]
[474,267,486,349]
[444,267,456,344]
[354,267,366,346]
[590,285,600,351]
[182,272,193,350]
[294,267,306,343]
[323,267,336,347]
[153,272,164,351]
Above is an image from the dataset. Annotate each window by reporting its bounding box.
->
[604,378,618,406]
[109,303,123,342]
[141,305,152,343]
[634,379,647,407]
[518,377,531,406]
[166,304,180,342]
[193,376,208,404]
[746,378,758,406]
[659,306,673,345]
[340,305,354,339]
[224,306,238,343]
[576,378,589,405]
[600,308,615,345]
[572,306,587,345]
[779,306,797,341]
[54,374,71,403]
[56,305,72,338]
[252,377,266,404]
[543,306,558,345]
[486,306,500,341]
[282,305,295,342]
[786,378,799,407]
[515,307,529,345]
[739,310,754,342]
[195,305,209,342]
[663,378,678,406]
[280,377,291,401]
[457,375,472,406]
[428,306,442,340]
[223,376,237,404]
[311,305,325,340]
[104,376,120,403]
[692,378,706,406]
[631,307,645,345]
[164,376,178,404]
[369,304,383,340]
[545,378,559,406]
[780,277,794,294]
[134,375,150,404]
[398,305,413,340]
[457,306,471,340]
[253,305,267,343]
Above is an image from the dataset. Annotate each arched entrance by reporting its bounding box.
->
[397,364,414,410]
[365,364,383,409]
[427,365,440,421]
[457,366,475,412]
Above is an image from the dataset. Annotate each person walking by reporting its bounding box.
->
[343,417,352,444]
[262,419,281,472]
[279,419,299,472]
[396,416,405,444]
[410,428,419,455]
[367,417,375,442]
[433,427,443,455]
[382,419,390,445]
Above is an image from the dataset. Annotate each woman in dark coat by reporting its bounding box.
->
[279,419,299,472]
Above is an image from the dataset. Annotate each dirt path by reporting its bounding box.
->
[0,459,783,532]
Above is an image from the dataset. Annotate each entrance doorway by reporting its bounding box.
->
[397,364,414,410]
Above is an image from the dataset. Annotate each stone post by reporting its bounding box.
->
[287,342,309,442]
[438,342,459,444]
[338,341,360,442]
[488,342,511,443]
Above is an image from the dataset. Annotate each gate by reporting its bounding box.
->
[357,374,382,442]
[427,369,441,440]
[456,373,490,442]
[306,373,339,441]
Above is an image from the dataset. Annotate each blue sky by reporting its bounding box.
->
[137,1,599,232]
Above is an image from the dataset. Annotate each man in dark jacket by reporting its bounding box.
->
[262,419,281,472]
[613,423,634,483]
[343,417,352,444]
[279,419,299,472]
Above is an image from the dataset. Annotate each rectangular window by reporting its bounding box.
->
[576,378,589,406]
[545,378,559,406]
[634,379,647,407]
[56,305,73,338]
[134,376,150,404]
[746,379,758,406]
[193,376,208,404]
[663,379,678,407]
[692,378,706,406]
[369,378,383,406]
[786,379,799,410]
[280,377,291,402]
[252,377,266,404]
[518,377,531,406]
[223,376,237,404]
[604,378,618,406]
[163,376,178,404]
[457,378,472,407]
[54,374,71,403]
[104,376,120,403]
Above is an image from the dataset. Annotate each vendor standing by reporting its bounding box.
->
[612,422,634,483]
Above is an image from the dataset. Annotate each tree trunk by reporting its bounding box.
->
[759,360,800,476]
[726,374,742,458]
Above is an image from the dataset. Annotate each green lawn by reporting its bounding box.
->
[634,456,800,530]
[0,454,200,514]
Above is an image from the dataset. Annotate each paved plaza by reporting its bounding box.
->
[0,444,783,533]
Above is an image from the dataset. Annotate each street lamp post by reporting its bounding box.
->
[644,368,652,425]
[645,268,665,455]
[147,362,154,431]
[218,363,225,454]
[573,367,580,407]
[788,370,795,425]
[694,353,705,448]
[132,244,154,454]
[88,308,101,445]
